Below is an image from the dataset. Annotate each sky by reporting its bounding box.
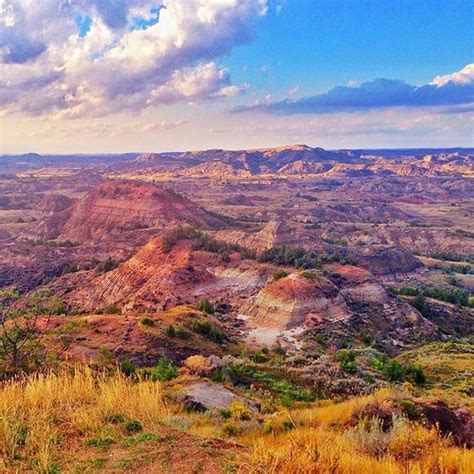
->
[0,0,473,154]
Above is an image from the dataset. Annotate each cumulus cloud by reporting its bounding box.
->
[236,64,474,114]
[430,63,474,87]
[0,0,267,117]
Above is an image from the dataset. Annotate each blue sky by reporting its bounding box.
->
[226,0,473,101]
[0,0,473,153]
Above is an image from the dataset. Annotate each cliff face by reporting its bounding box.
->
[242,273,351,330]
[240,264,437,349]
[64,238,215,312]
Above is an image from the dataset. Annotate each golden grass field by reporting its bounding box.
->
[0,368,472,473]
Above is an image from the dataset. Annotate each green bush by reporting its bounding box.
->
[86,437,115,448]
[161,225,255,260]
[383,360,404,382]
[399,400,423,420]
[398,286,420,296]
[165,324,176,337]
[340,359,358,374]
[321,237,348,246]
[272,269,289,281]
[141,317,154,327]
[222,422,242,437]
[176,326,191,340]
[105,304,121,314]
[123,420,143,433]
[105,413,126,424]
[119,360,136,377]
[152,357,178,382]
[334,349,355,363]
[197,298,215,314]
[191,319,226,343]
[334,349,358,373]
[258,245,321,269]
[405,365,426,385]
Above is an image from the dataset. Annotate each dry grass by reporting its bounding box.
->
[238,389,474,474]
[0,370,472,473]
[239,425,473,473]
[0,367,168,472]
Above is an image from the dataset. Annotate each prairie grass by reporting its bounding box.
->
[0,370,472,473]
[238,390,474,473]
[0,367,168,472]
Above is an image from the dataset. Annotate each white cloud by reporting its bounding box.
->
[0,0,267,117]
[288,84,299,95]
[430,63,474,87]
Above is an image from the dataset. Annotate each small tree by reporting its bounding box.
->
[0,311,72,379]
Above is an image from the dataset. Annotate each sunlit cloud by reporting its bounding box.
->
[0,0,268,117]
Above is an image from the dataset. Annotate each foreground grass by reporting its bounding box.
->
[0,368,472,473]
[0,368,171,472]
[240,391,473,473]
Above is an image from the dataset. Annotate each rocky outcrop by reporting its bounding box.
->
[421,400,473,447]
[178,381,258,412]
[242,273,351,330]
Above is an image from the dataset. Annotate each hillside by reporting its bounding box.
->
[26,180,229,242]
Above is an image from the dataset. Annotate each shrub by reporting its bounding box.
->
[409,294,433,318]
[272,342,286,357]
[358,330,373,345]
[105,413,126,424]
[258,245,321,269]
[398,286,420,296]
[334,349,358,373]
[383,360,404,382]
[321,237,348,246]
[152,357,178,382]
[165,324,176,337]
[96,257,119,273]
[405,365,426,385]
[161,225,255,259]
[86,437,115,448]
[398,400,423,420]
[191,319,226,343]
[334,349,355,363]
[272,269,289,281]
[176,326,191,340]
[123,420,142,434]
[141,317,154,327]
[105,304,120,314]
[229,401,253,421]
[119,360,136,377]
[222,422,242,437]
[340,359,358,374]
[197,298,215,315]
